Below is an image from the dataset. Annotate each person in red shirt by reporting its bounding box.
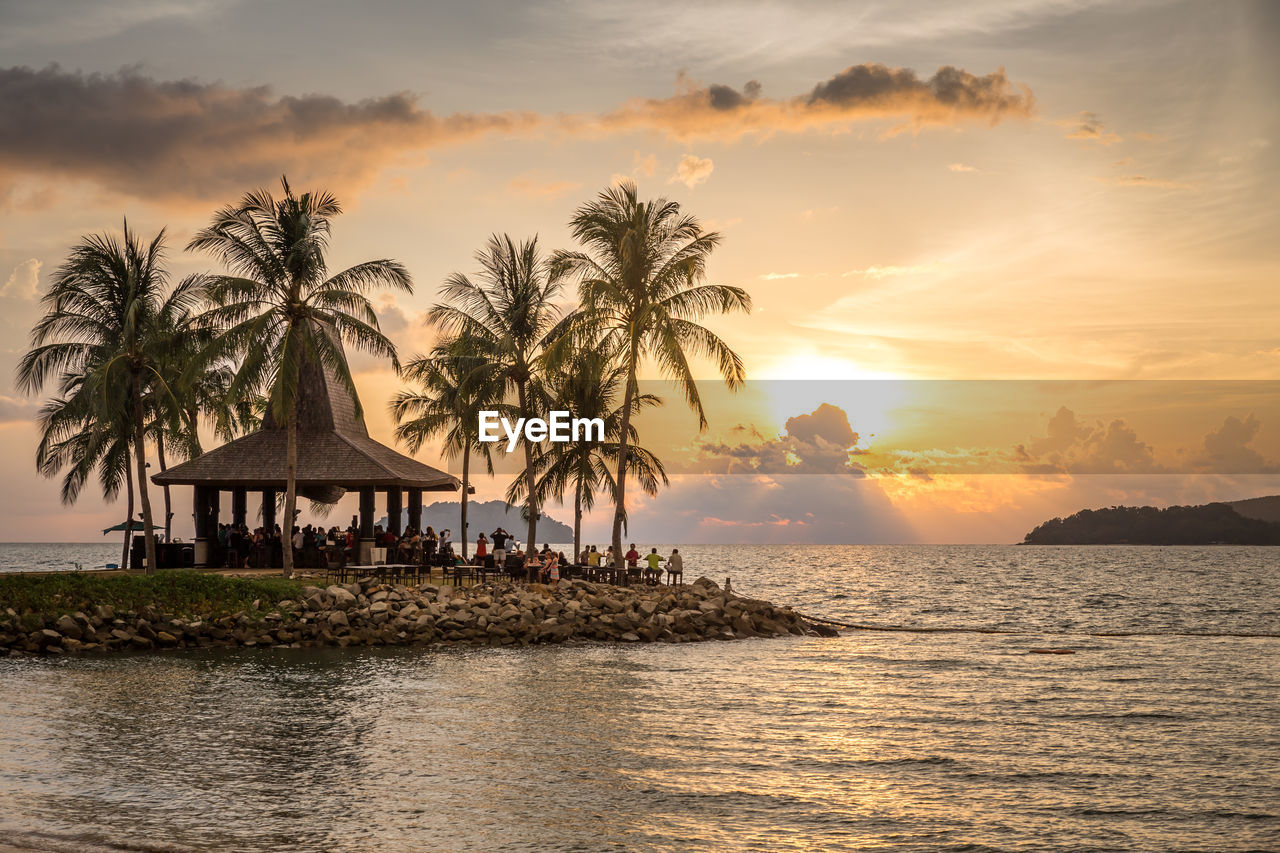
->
[625,543,640,568]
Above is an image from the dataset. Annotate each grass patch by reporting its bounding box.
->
[0,571,306,620]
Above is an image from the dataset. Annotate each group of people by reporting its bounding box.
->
[577,543,683,577]
[214,518,686,586]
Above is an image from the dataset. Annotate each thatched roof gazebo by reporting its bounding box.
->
[153,351,460,567]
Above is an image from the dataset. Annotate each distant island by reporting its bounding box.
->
[380,499,574,545]
[1022,497,1280,545]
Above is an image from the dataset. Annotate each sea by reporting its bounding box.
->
[1,544,1277,852]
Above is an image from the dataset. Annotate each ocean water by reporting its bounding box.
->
[1,545,1278,852]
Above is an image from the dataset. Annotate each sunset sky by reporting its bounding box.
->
[1,0,1278,543]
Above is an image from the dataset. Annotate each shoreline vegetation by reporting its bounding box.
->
[1022,500,1280,545]
[0,571,835,657]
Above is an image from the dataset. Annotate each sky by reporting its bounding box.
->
[1,0,1278,544]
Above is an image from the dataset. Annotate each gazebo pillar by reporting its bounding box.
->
[386,488,403,537]
[261,489,276,532]
[358,486,376,563]
[193,486,211,568]
[231,488,247,528]
[407,489,422,533]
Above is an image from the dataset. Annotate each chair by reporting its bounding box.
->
[371,547,387,566]
[666,566,683,586]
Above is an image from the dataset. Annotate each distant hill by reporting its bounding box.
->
[1022,501,1280,545]
[379,499,574,546]
[1226,495,1280,524]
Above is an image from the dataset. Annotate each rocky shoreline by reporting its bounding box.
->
[1,576,837,657]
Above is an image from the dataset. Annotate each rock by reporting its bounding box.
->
[327,610,350,628]
[326,586,358,610]
[156,631,179,646]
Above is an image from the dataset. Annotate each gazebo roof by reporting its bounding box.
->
[152,341,459,497]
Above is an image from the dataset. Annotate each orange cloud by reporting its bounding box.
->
[1061,111,1122,145]
[0,61,1035,206]
[584,64,1034,141]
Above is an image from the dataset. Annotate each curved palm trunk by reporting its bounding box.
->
[517,382,538,561]
[610,351,639,568]
[121,462,134,571]
[573,485,582,562]
[156,432,172,541]
[460,445,470,561]
[282,404,298,578]
[132,380,158,574]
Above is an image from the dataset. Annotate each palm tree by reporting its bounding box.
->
[427,234,565,554]
[391,335,500,560]
[506,345,667,558]
[17,222,203,573]
[554,182,751,564]
[147,316,254,541]
[188,177,412,577]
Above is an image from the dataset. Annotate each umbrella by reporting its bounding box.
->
[102,520,142,536]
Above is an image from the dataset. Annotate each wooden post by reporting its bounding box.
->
[359,486,375,564]
[407,489,422,533]
[193,486,211,568]
[386,488,403,537]
[231,488,247,528]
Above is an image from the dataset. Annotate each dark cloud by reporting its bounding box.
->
[692,403,866,475]
[785,402,858,447]
[1017,407,1164,474]
[1194,414,1278,474]
[0,64,540,203]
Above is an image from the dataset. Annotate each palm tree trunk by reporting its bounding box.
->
[573,484,582,561]
[460,446,470,561]
[517,381,538,557]
[283,404,297,578]
[122,460,134,571]
[131,380,158,575]
[610,351,639,568]
[156,431,172,541]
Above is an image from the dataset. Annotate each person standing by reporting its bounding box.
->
[475,532,488,566]
[491,527,508,571]
[625,543,640,568]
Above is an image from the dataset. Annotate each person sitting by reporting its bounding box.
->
[578,547,591,566]
[587,546,601,567]
[644,547,664,574]
[666,548,684,584]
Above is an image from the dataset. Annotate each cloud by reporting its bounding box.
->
[1,258,42,299]
[669,153,714,188]
[759,272,799,280]
[1,61,1034,204]
[842,262,941,279]
[508,174,582,199]
[1193,414,1277,474]
[0,394,36,424]
[590,63,1034,141]
[1101,175,1193,190]
[784,403,858,447]
[1061,111,1122,145]
[1015,407,1164,474]
[633,151,657,177]
[374,293,409,333]
[0,64,541,204]
[692,403,866,476]
[948,162,978,172]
